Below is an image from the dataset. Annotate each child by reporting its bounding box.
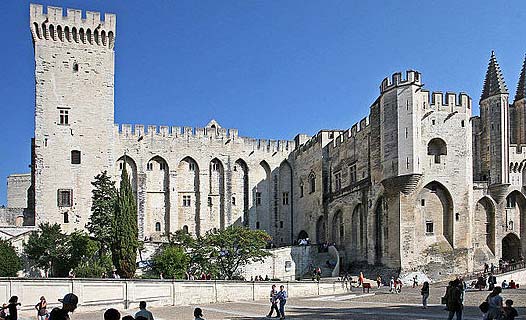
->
[503,299,518,320]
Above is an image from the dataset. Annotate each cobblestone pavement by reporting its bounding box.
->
[19,285,526,319]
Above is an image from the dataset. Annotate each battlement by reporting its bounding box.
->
[115,124,293,153]
[329,116,370,151]
[421,91,471,111]
[380,70,422,93]
[30,4,116,49]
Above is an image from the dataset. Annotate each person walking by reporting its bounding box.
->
[266,284,280,318]
[358,272,364,287]
[276,285,288,319]
[135,301,154,320]
[1,296,21,320]
[389,277,395,293]
[486,287,503,320]
[445,279,463,320]
[35,296,48,320]
[376,276,382,289]
[421,282,430,309]
[48,293,78,320]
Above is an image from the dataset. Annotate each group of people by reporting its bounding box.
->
[0,294,207,320]
[251,275,271,281]
[266,284,288,319]
[389,276,404,293]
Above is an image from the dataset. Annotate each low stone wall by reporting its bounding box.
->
[0,278,348,312]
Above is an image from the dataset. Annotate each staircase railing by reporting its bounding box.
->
[461,261,526,281]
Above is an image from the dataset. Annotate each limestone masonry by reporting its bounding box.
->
[5,3,526,277]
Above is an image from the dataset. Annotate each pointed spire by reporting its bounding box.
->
[481,51,508,101]
[514,54,526,103]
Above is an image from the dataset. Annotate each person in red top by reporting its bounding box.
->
[358,272,364,287]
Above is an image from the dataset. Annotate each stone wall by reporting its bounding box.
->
[0,279,348,312]
[6,174,31,209]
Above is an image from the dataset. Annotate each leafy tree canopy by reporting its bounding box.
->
[0,240,22,277]
[152,245,189,279]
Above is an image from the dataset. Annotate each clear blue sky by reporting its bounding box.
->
[0,0,525,204]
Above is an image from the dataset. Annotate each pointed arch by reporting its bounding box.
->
[108,31,114,48]
[49,24,55,40]
[101,30,107,46]
[116,155,138,194]
[177,157,200,236]
[145,156,170,238]
[475,196,496,255]
[72,27,78,42]
[209,158,225,230]
[331,210,344,246]
[279,160,293,245]
[505,190,526,257]
[86,28,92,44]
[79,28,85,43]
[418,181,454,247]
[56,25,63,41]
[253,160,271,232]
[502,233,521,262]
[64,26,70,41]
[32,22,41,39]
[232,158,249,226]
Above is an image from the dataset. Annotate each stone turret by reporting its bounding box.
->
[510,55,526,145]
[479,51,510,200]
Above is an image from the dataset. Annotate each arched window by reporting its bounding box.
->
[72,27,78,42]
[427,138,447,164]
[101,30,107,46]
[63,212,69,223]
[33,22,41,39]
[86,29,92,44]
[41,22,47,39]
[64,26,70,41]
[49,24,55,40]
[79,28,85,43]
[108,31,114,48]
[182,225,189,234]
[155,222,161,232]
[309,173,316,193]
[94,30,100,45]
[57,25,63,41]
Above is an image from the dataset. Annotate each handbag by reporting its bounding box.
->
[479,301,489,313]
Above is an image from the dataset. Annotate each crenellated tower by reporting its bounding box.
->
[30,4,116,231]
[479,51,510,190]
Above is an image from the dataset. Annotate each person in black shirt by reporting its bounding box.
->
[0,296,21,320]
[49,293,78,320]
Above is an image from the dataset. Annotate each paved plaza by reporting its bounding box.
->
[18,284,526,320]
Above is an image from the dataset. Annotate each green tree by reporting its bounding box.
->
[86,171,117,255]
[204,226,271,279]
[111,160,139,278]
[23,223,69,277]
[169,229,215,277]
[0,240,22,277]
[152,245,190,279]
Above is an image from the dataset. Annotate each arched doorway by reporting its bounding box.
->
[351,204,366,261]
[474,197,495,255]
[502,233,521,262]
[316,216,326,244]
[298,230,308,241]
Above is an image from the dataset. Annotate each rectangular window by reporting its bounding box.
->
[232,196,236,206]
[71,150,81,164]
[425,221,434,234]
[300,184,304,198]
[160,162,166,170]
[57,189,73,207]
[207,196,212,207]
[183,195,191,207]
[255,192,262,206]
[189,163,195,171]
[282,192,289,205]
[334,172,342,191]
[349,165,357,184]
[421,199,425,206]
[212,162,219,171]
[59,109,69,125]
[280,221,284,228]
[147,162,153,171]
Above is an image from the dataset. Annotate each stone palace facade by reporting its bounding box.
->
[4,4,526,277]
